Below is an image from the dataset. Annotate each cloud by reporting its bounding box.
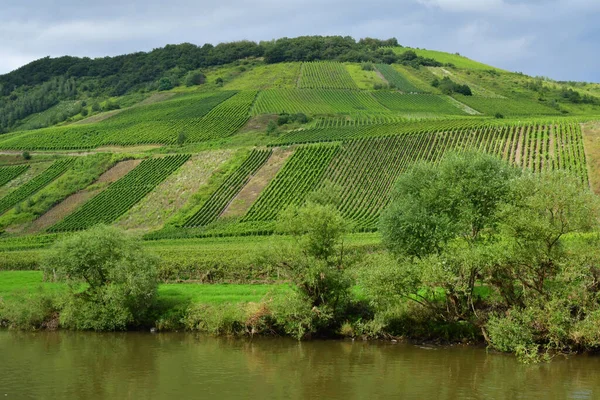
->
[417,0,504,12]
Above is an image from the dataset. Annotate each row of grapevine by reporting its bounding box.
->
[371,92,466,115]
[0,92,254,150]
[312,114,407,128]
[375,64,421,92]
[298,62,358,90]
[0,165,29,187]
[48,155,190,231]
[0,159,75,215]
[319,121,588,230]
[274,118,487,145]
[251,89,389,115]
[241,144,340,222]
[186,91,257,142]
[106,91,236,124]
[183,149,273,227]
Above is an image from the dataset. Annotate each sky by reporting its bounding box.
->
[1,0,599,82]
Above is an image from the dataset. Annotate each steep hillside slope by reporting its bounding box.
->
[0,36,599,250]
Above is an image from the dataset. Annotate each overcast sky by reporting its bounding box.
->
[2,0,599,82]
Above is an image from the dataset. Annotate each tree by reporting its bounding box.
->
[177,131,187,145]
[42,225,159,331]
[266,120,278,135]
[185,71,205,87]
[380,152,518,259]
[270,183,353,338]
[158,77,174,91]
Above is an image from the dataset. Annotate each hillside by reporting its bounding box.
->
[0,35,599,255]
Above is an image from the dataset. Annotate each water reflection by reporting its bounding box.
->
[1,332,598,399]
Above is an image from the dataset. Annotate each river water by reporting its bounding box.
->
[1,331,599,399]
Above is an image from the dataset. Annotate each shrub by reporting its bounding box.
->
[22,151,31,160]
[42,225,159,331]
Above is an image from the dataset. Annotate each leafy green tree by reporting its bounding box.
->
[42,225,159,331]
[185,71,206,86]
[158,77,174,91]
[380,152,518,259]
[271,183,352,338]
[177,131,187,145]
[266,120,278,135]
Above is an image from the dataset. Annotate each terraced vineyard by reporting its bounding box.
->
[375,64,422,92]
[274,118,486,145]
[241,144,339,222]
[0,159,75,215]
[252,89,388,115]
[298,62,358,90]
[320,121,589,230]
[49,155,190,231]
[184,149,272,227]
[0,91,254,150]
[0,165,29,187]
[372,92,465,115]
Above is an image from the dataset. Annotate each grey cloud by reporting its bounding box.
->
[0,0,599,82]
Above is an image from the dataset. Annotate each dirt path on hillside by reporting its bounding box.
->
[221,147,294,219]
[25,159,142,233]
[581,121,600,194]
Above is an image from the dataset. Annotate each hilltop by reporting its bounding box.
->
[0,35,599,254]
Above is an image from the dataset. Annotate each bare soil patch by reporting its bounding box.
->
[25,159,142,233]
[221,147,294,219]
[115,149,234,230]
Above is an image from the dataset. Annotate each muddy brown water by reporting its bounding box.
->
[1,331,599,399]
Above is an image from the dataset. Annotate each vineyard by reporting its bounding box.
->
[0,91,255,150]
[251,89,388,115]
[0,159,75,215]
[183,149,272,227]
[241,144,339,222]
[298,62,358,90]
[371,92,466,115]
[0,165,29,188]
[375,64,422,92]
[271,121,588,231]
[49,155,190,231]
[273,118,487,145]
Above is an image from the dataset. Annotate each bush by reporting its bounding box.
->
[185,71,206,87]
[42,225,159,331]
[494,112,504,119]
[266,120,278,135]
[22,151,31,160]
[361,62,375,71]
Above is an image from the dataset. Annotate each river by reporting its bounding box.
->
[1,331,599,399]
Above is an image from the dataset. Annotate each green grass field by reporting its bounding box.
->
[0,271,287,304]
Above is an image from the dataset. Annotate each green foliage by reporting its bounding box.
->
[0,164,29,187]
[242,144,339,222]
[266,120,278,135]
[49,155,190,231]
[298,62,358,90]
[185,71,206,87]
[183,149,272,227]
[380,152,519,258]
[276,112,309,126]
[375,64,421,92]
[42,225,159,330]
[177,131,187,145]
[361,62,374,71]
[270,191,353,338]
[371,92,466,115]
[434,77,472,96]
[0,158,75,215]
[252,88,389,116]
[0,91,256,149]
